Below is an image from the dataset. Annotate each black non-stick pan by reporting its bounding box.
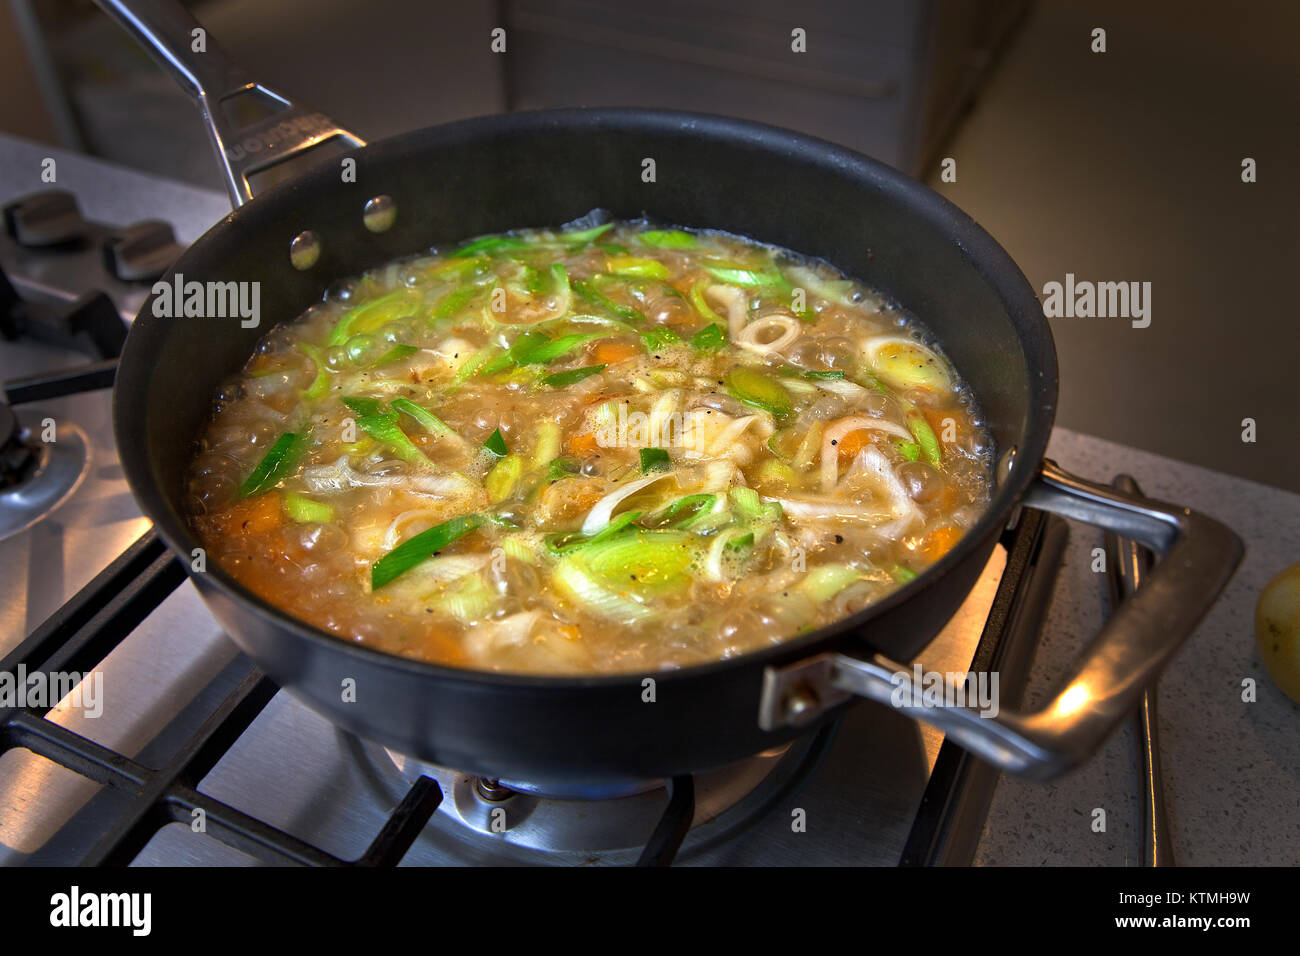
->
[99,0,1242,788]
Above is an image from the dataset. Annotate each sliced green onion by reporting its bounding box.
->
[638,229,696,249]
[296,342,331,399]
[545,509,643,556]
[391,398,457,438]
[544,458,580,485]
[501,535,537,563]
[799,564,864,602]
[801,369,845,380]
[690,322,726,352]
[607,256,671,280]
[327,290,416,346]
[656,493,716,528]
[639,447,671,473]
[573,278,645,324]
[542,364,606,387]
[483,427,508,458]
[551,560,650,621]
[450,235,530,258]
[429,256,489,281]
[856,370,892,394]
[561,222,614,245]
[341,397,427,464]
[766,430,793,462]
[340,395,384,418]
[433,284,482,320]
[552,530,696,617]
[375,344,418,365]
[639,326,683,352]
[354,416,426,464]
[549,262,571,300]
[689,281,725,325]
[730,486,782,523]
[908,413,942,464]
[895,439,921,462]
[431,573,498,622]
[453,345,495,382]
[485,454,523,503]
[519,331,605,365]
[284,492,334,523]
[703,265,789,288]
[480,330,549,375]
[725,366,793,419]
[727,531,755,552]
[891,565,919,584]
[533,421,562,467]
[239,432,307,498]
[371,513,485,589]
[756,458,797,489]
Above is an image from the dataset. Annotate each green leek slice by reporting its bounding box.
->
[371,514,485,589]
[284,492,334,523]
[725,366,793,419]
[542,364,605,387]
[239,432,307,498]
[638,229,696,249]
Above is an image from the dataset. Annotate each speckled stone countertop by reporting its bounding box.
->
[975,428,1300,865]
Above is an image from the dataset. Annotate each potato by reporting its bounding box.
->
[1256,561,1300,706]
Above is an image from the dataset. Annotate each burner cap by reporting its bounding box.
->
[0,402,37,488]
[0,412,89,540]
[377,726,834,864]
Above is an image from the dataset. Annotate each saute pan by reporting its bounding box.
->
[99,0,1242,787]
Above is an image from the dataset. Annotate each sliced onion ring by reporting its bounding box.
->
[820,416,914,490]
[579,471,675,536]
[734,313,801,356]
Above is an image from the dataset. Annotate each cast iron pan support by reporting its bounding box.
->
[758,460,1243,779]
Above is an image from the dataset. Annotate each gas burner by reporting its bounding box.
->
[0,406,89,541]
[0,402,36,488]
[380,727,835,864]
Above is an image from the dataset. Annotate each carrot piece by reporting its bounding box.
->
[566,432,601,457]
[918,525,962,562]
[592,340,640,365]
[836,428,871,462]
[924,408,954,442]
[217,494,283,536]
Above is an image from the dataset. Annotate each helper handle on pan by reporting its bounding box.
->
[758,459,1244,780]
[93,0,364,208]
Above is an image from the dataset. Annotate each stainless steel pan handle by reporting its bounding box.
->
[93,0,364,207]
[758,459,1243,780]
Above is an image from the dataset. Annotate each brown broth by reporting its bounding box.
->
[185,221,993,674]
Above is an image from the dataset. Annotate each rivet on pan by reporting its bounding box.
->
[997,446,1018,486]
[363,195,397,233]
[289,230,321,270]
[473,778,515,803]
[784,684,821,726]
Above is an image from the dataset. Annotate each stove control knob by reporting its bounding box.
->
[3,190,87,246]
[103,220,183,282]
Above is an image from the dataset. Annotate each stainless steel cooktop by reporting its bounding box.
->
[0,136,1059,866]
